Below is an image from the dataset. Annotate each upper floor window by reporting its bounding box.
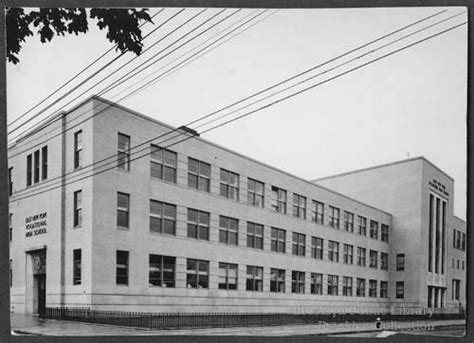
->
[9,214,12,242]
[150,145,177,183]
[327,275,339,295]
[73,249,82,285]
[247,178,264,207]
[311,273,323,295]
[271,186,287,214]
[117,192,130,229]
[358,216,367,236]
[357,247,366,267]
[396,281,404,299]
[150,200,176,235]
[369,250,378,268]
[117,133,130,171]
[343,244,353,265]
[186,259,209,289]
[27,147,47,185]
[34,150,40,183]
[246,265,263,291]
[311,200,324,225]
[8,167,13,195]
[462,232,466,251]
[271,227,286,253]
[218,262,238,290]
[220,169,239,201]
[188,157,210,192]
[328,206,340,229]
[219,216,238,245]
[74,130,83,169]
[396,254,405,271]
[381,224,389,242]
[26,154,32,186]
[370,220,379,239]
[381,252,389,270]
[311,237,323,260]
[292,232,306,256]
[328,240,339,262]
[247,222,263,249]
[452,279,461,300]
[187,209,210,240]
[292,194,306,219]
[270,268,285,293]
[116,250,129,285]
[41,146,48,180]
[73,190,82,228]
[149,254,176,288]
[344,211,354,232]
[291,271,305,294]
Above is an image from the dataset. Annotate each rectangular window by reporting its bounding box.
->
[187,209,210,240]
[344,211,354,232]
[369,250,378,269]
[246,265,263,291]
[247,178,264,207]
[310,273,323,295]
[41,146,48,180]
[396,281,404,299]
[9,214,12,242]
[149,254,176,288]
[453,229,456,248]
[117,133,131,171]
[358,216,367,236]
[397,254,405,271]
[73,190,82,227]
[311,237,323,260]
[34,150,40,183]
[292,232,306,256]
[220,169,239,201]
[369,280,377,298]
[381,224,389,242]
[188,157,211,192]
[291,271,305,294]
[380,281,388,298]
[327,275,339,295]
[116,250,129,285]
[292,194,306,219]
[311,200,324,225]
[271,227,286,253]
[186,259,209,289]
[328,240,339,262]
[9,259,12,288]
[343,244,353,264]
[452,279,460,300]
[370,220,379,239]
[381,252,388,270]
[219,216,238,245]
[456,230,461,249]
[74,130,83,169]
[26,154,32,186]
[8,167,13,195]
[356,278,365,297]
[343,276,353,296]
[150,200,176,235]
[73,249,81,285]
[247,222,263,249]
[270,268,285,293]
[117,192,130,229]
[218,262,238,290]
[357,247,366,267]
[150,145,177,183]
[462,233,466,251]
[271,186,287,214]
[328,206,340,228]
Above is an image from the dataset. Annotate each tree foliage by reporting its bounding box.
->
[6,7,153,64]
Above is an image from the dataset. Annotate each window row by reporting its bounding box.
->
[453,229,466,251]
[26,146,48,187]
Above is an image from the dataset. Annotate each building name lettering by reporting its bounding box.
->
[25,212,47,237]
[429,179,449,197]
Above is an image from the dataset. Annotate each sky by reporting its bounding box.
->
[6,6,468,219]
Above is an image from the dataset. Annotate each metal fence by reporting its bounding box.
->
[41,307,466,330]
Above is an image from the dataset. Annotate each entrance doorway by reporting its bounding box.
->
[28,249,46,315]
[34,274,46,315]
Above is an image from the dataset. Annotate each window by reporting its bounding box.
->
[292,194,306,219]
[311,273,323,295]
[381,224,389,242]
[218,262,238,290]
[328,206,340,228]
[8,167,13,195]
[271,227,286,253]
[73,249,81,285]
[457,260,460,269]
[150,145,177,183]
[380,281,388,298]
[271,186,287,214]
[188,157,210,192]
[9,259,12,288]
[357,247,366,267]
[292,232,306,256]
[381,253,388,270]
[456,230,461,249]
[356,278,365,297]
[343,244,353,264]
[41,146,48,180]
[396,281,404,299]
[26,154,32,186]
[327,275,338,295]
[9,214,12,242]
[220,169,239,201]
[149,255,175,288]
[369,250,378,268]
[150,200,176,235]
[462,233,466,251]
[343,276,353,296]
[247,178,264,207]
[344,211,354,232]
[396,254,405,271]
[452,279,460,300]
[246,265,263,291]
[270,268,285,293]
[73,190,82,227]
[116,250,129,285]
[34,150,40,183]
[328,240,339,262]
[291,271,305,294]
[187,209,210,240]
[117,133,130,170]
[358,216,367,236]
[462,261,465,270]
[370,220,378,239]
[74,130,83,169]
[186,259,209,289]
[219,216,238,245]
[311,237,323,260]
[369,280,377,298]
[311,200,324,224]
[247,222,263,249]
[453,229,456,248]
[117,192,130,229]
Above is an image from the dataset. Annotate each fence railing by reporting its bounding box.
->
[41,307,466,330]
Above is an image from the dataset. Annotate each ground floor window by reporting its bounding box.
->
[149,254,176,288]
[246,265,263,291]
[327,275,338,295]
[186,259,209,289]
[396,281,404,299]
[116,250,129,285]
[311,273,323,295]
[270,268,285,293]
[73,249,81,285]
[291,271,305,294]
[218,262,238,290]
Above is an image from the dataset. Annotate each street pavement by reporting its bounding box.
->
[10,313,465,337]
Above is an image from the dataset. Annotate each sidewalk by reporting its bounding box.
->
[10,313,465,337]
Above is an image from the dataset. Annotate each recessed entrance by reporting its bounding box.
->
[27,249,46,315]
